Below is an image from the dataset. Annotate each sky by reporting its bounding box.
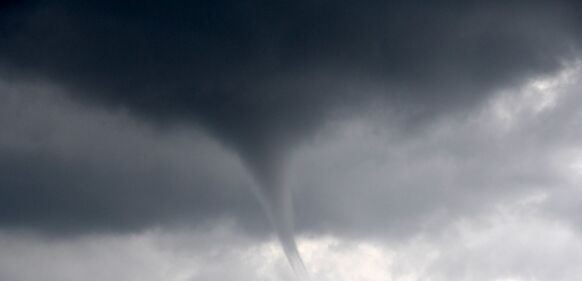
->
[1,1,582,280]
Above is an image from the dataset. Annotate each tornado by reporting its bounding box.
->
[255,180,311,281]
[244,148,311,281]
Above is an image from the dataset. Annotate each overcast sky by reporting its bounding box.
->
[1,1,582,280]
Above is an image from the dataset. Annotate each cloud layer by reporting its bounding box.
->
[1,0,581,167]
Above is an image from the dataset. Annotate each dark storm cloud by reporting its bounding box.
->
[2,62,578,239]
[0,87,265,235]
[1,0,580,170]
[1,0,582,235]
[0,148,260,234]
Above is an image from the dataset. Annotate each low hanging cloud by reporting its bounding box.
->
[289,62,582,239]
[1,56,581,240]
[1,0,581,234]
[2,196,582,281]
[1,0,581,170]
[0,81,264,235]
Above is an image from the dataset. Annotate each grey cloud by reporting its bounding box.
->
[0,82,265,235]
[0,227,298,281]
[2,201,582,281]
[1,0,582,250]
[417,207,582,281]
[2,1,582,279]
[288,64,582,239]
[2,61,582,239]
[1,0,580,178]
